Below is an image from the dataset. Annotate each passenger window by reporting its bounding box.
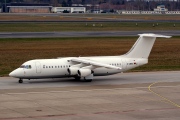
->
[49,66,50,68]
[43,65,45,68]
[52,66,53,68]
[46,66,48,68]
[55,66,57,68]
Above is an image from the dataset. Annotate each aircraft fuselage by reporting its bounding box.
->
[10,57,147,79]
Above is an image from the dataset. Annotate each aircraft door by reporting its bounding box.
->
[35,62,41,73]
[121,59,127,70]
[23,67,26,76]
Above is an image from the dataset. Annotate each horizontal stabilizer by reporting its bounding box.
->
[138,33,171,38]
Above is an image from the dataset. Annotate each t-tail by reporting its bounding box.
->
[124,33,171,59]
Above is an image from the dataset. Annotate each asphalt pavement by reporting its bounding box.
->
[0,71,180,120]
[0,30,180,38]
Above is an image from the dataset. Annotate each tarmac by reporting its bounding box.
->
[0,30,180,38]
[0,71,180,120]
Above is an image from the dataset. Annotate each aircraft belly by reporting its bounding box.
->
[20,75,70,79]
[94,68,120,76]
[22,68,71,79]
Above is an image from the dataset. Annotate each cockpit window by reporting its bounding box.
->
[20,65,25,68]
[29,65,32,69]
[19,65,32,69]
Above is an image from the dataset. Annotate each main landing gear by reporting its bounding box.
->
[74,76,92,82]
[74,76,81,81]
[19,79,23,83]
[82,79,92,82]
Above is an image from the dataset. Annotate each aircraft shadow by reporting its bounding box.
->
[27,77,127,84]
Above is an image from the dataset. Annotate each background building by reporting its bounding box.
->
[51,7,86,13]
[0,0,180,13]
[2,3,51,13]
[8,6,52,13]
[154,5,168,12]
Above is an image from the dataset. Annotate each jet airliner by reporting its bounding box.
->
[9,33,171,83]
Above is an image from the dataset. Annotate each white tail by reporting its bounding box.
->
[124,33,171,58]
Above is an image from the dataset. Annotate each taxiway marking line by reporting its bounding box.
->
[2,84,180,95]
[148,82,180,108]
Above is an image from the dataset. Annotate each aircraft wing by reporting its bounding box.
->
[70,58,121,70]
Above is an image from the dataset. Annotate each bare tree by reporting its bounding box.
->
[50,0,58,6]
[24,0,34,3]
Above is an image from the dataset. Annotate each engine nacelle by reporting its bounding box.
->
[78,69,92,77]
[67,67,79,75]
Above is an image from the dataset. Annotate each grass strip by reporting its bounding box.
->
[0,22,179,32]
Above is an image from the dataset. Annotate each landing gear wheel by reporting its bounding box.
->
[85,79,92,82]
[82,79,92,82]
[74,76,81,81]
[19,79,23,83]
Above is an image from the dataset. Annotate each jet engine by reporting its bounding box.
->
[67,67,79,75]
[77,69,92,77]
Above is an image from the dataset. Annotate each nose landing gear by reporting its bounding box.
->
[19,79,23,83]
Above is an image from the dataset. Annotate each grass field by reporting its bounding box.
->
[0,36,179,76]
[0,14,180,21]
[0,22,179,32]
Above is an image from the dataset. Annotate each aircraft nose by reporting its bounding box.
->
[9,69,24,78]
[9,70,17,77]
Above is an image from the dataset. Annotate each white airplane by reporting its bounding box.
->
[9,33,171,83]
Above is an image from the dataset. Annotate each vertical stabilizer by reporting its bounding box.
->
[124,34,171,58]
